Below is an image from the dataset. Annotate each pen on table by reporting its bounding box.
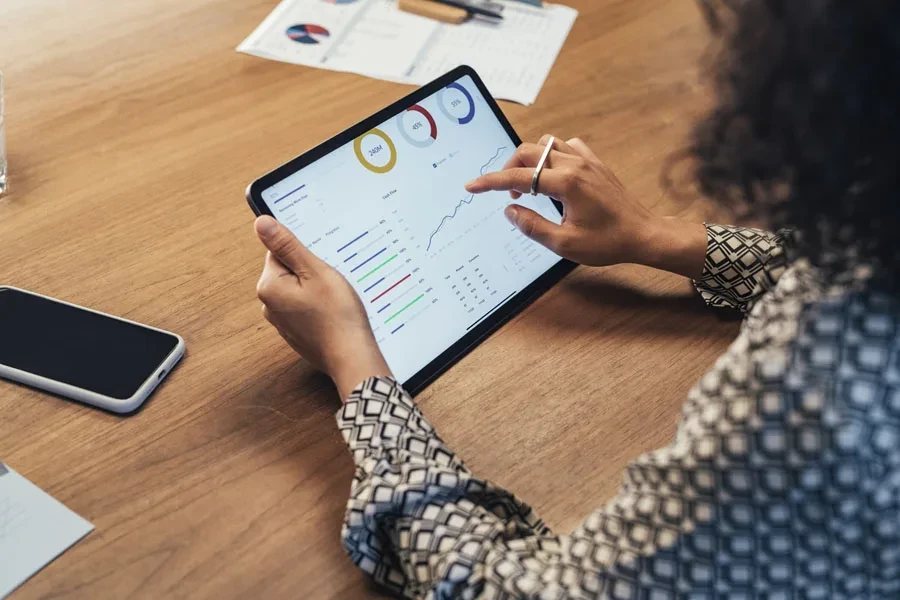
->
[503,0,544,7]
[431,0,505,20]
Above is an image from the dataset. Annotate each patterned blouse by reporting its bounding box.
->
[335,224,900,599]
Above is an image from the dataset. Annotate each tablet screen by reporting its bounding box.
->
[257,72,565,382]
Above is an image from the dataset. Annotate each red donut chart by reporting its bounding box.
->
[408,105,437,140]
[397,104,438,148]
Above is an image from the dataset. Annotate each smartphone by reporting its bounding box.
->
[0,286,185,413]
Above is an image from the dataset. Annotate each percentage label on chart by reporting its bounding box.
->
[397,105,438,148]
[438,82,476,125]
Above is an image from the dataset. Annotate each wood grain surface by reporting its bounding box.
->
[0,1,739,597]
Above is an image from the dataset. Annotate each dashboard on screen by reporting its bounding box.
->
[255,71,566,383]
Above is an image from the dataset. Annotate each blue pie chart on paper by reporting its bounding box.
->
[286,24,331,45]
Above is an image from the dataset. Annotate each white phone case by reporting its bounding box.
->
[0,286,185,414]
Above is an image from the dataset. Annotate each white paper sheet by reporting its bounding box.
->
[237,0,578,105]
[0,463,94,598]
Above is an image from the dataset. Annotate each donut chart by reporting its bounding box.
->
[437,82,476,125]
[286,24,330,45]
[354,128,397,174]
[397,105,438,148]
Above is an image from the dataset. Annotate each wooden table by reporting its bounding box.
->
[0,1,739,597]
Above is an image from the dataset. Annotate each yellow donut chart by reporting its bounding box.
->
[354,128,397,174]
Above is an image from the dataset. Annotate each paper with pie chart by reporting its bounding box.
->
[257,74,564,381]
[237,0,439,81]
[237,0,578,105]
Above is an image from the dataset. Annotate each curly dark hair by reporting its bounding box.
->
[691,0,900,279]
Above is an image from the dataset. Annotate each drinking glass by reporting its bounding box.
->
[0,72,6,195]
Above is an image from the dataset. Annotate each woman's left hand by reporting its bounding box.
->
[254,216,392,400]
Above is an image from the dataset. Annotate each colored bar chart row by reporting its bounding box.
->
[358,254,398,283]
[337,231,369,253]
[385,294,425,324]
[351,248,387,273]
[371,274,411,303]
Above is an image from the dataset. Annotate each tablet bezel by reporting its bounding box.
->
[246,65,577,395]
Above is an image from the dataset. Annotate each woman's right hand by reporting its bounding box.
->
[465,136,706,279]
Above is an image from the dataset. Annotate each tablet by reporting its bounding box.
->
[247,65,576,395]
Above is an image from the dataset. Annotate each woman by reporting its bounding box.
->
[254,1,900,597]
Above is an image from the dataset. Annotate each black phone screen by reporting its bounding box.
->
[0,288,180,400]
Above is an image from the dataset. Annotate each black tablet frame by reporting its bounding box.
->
[246,65,577,396]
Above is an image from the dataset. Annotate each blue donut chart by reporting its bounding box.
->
[437,82,476,125]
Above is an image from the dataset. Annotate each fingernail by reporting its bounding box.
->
[257,216,278,238]
[505,205,519,226]
[465,179,478,191]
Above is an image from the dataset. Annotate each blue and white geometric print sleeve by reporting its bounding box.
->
[335,226,900,599]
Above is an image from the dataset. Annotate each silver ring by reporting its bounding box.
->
[530,136,555,196]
